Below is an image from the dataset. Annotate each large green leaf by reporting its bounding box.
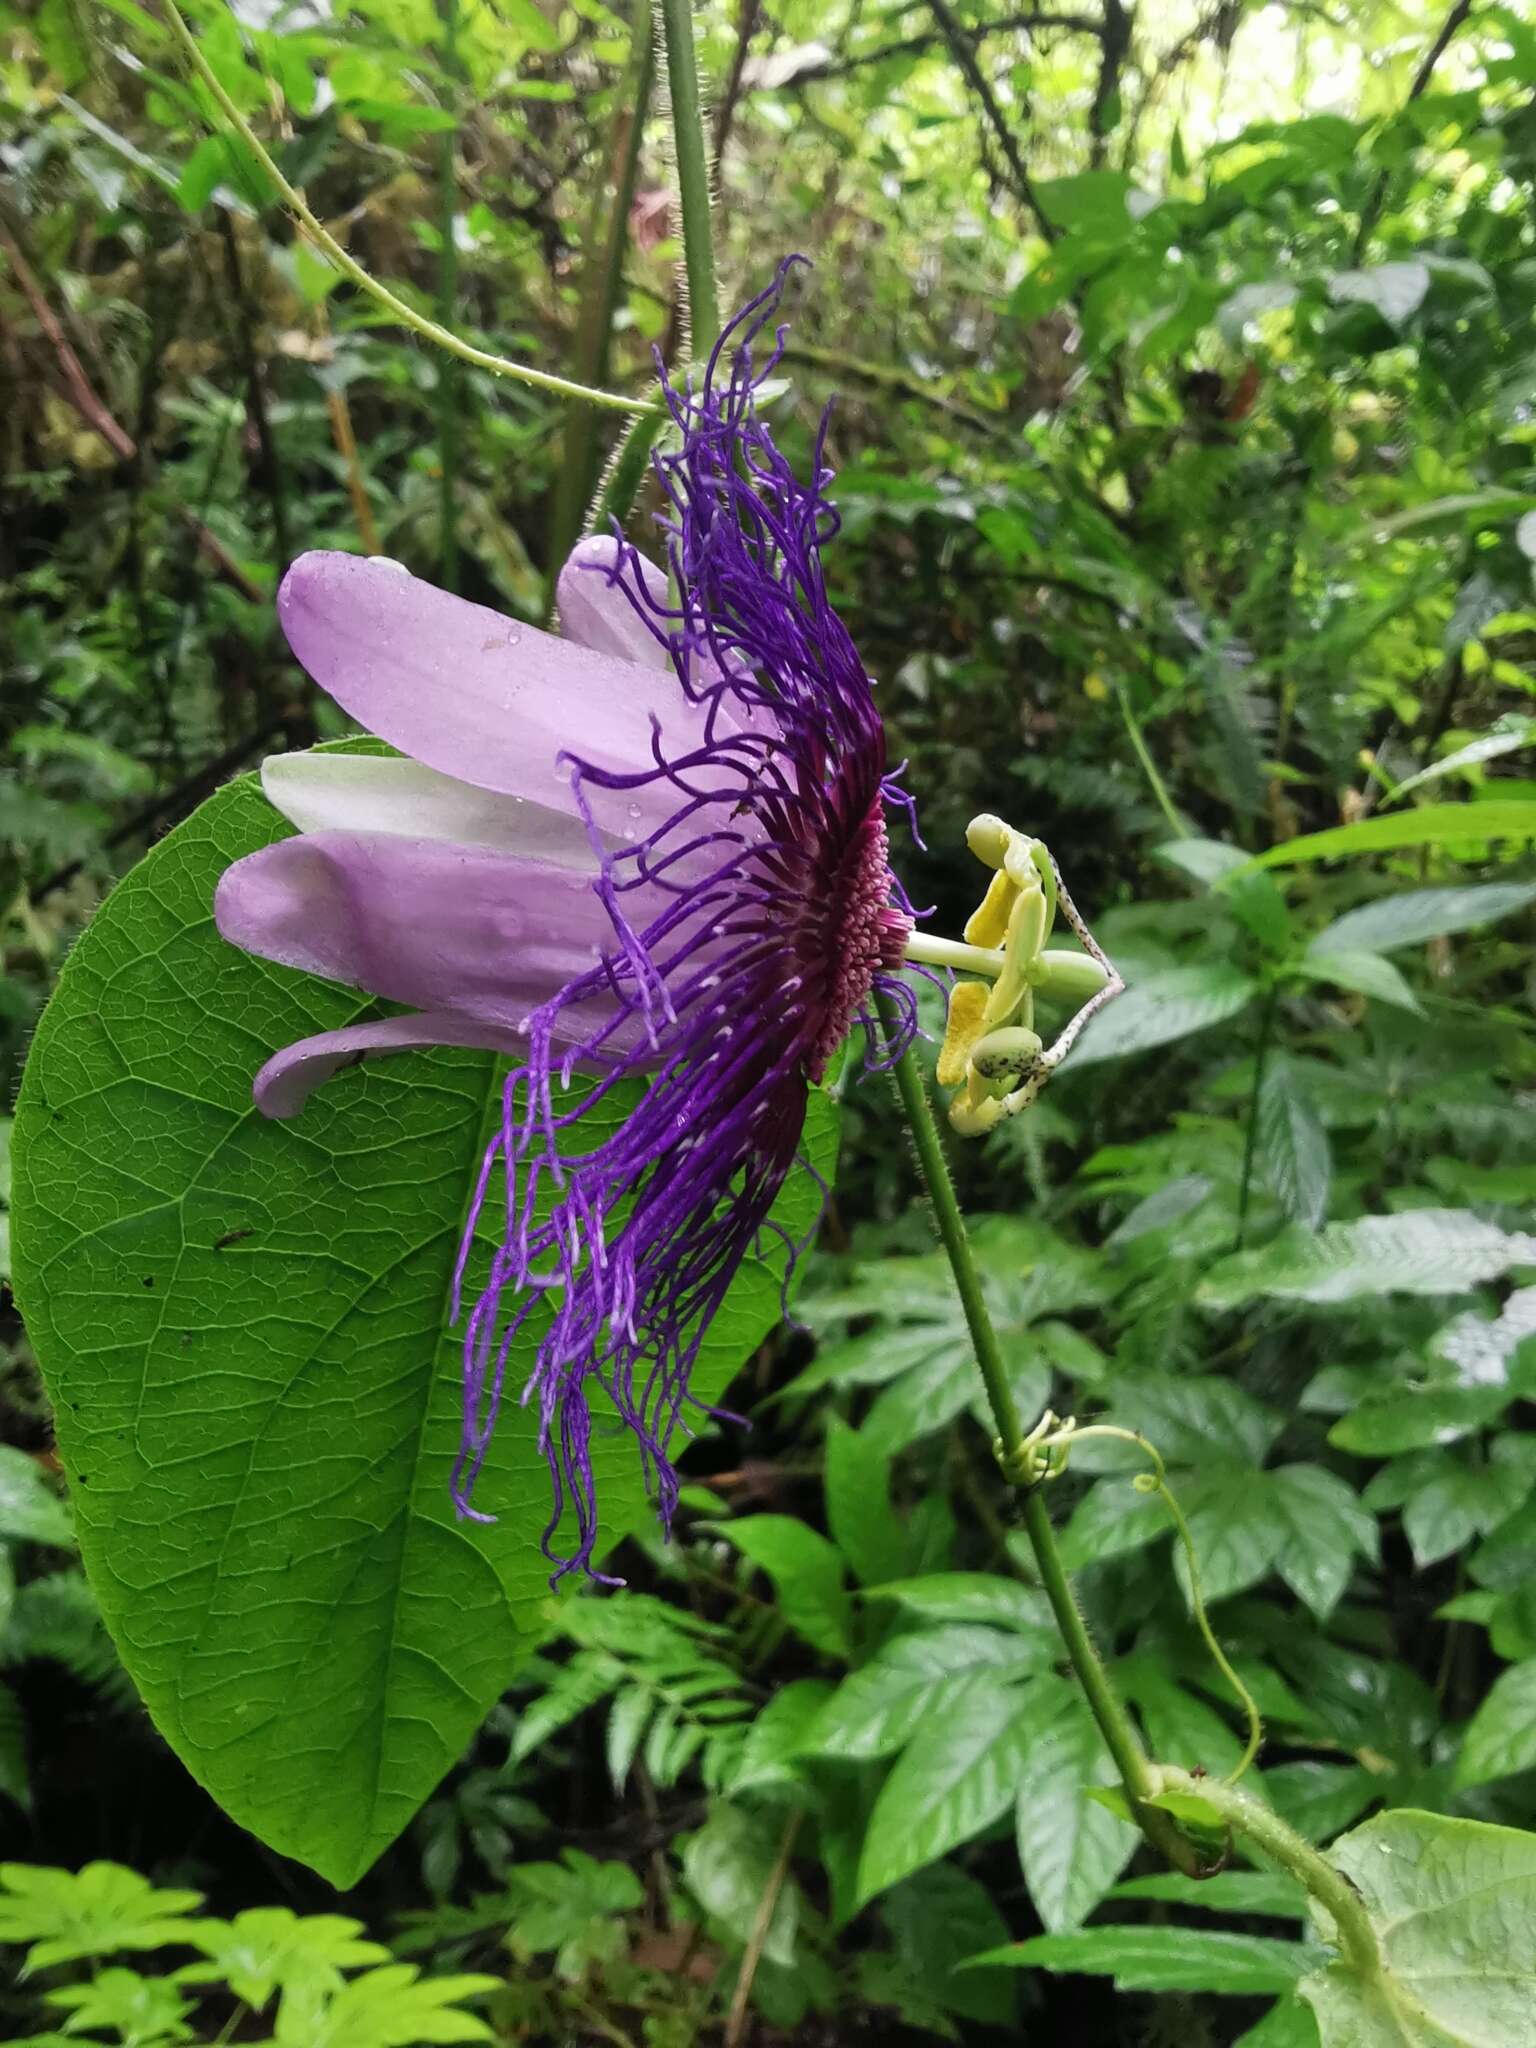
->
[800,1626,1041,1763]
[1308,879,1536,955]
[1012,1675,1137,1931]
[970,1925,1318,1996]
[1257,1060,1331,1230]
[1455,1660,1536,1788]
[1067,963,1258,1067]
[1300,1809,1536,2044]
[1245,801,1536,872]
[1198,1210,1536,1309]
[856,1673,1040,1904]
[11,777,835,1885]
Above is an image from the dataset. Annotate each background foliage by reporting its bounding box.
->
[3,0,1536,2041]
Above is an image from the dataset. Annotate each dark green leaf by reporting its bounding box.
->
[12,779,834,1884]
[971,1926,1316,1995]
[1257,1061,1331,1230]
[824,1417,909,1588]
[1013,1676,1137,1932]
[1068,965,1258,1066]
[857,1675,1039,1904]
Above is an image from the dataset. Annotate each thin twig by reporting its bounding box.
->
[780,10,1099,84]
[1088,0,1130,167]
[712,0,764,167]
[926,0,1059,241]
[0,231,264,603]
[724,1809,803,2048]
[1351,0,1475,260]
[0,221,135,460]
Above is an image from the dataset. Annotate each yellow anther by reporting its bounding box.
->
[963,869,1017,949]
[937,980,990,1087]
[965,814,1011,869]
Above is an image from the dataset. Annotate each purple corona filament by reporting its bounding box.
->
[452,266,917,1578]
[213,263,919,1583]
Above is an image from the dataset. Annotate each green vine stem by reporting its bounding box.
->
[872,991,1205,1877]
[1154,1765,1383,1981]
[435,0,461,590]
[656,0,721,360]
[162,0,652,415]
[1032,1423,1264,1782]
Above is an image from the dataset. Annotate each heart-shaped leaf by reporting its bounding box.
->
[12,775,835,1885]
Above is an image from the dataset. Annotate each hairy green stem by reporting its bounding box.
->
[657,0,720,356]
[162,0,650,414]
[1155,1765,1382,1978]
[435,0,461,590]
[873,991,1203,1875]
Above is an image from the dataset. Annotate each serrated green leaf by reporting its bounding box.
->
[970,1925,1316,1994]
[1309,879,1536,954]
[1296,950,1424,1013]
[1246,801,1536,871]
[824,1417,909,1587]
[1067,964,1258,1066]
[682,1805,802,1967]
[11,777,835,1884]
[1328,1384,1510,1457]
[1455,1660,1536,1787]
[880,1863,1017,2025]
[1199,1210,1536,1308]
[728,1678,831,1794]
[857,1674,1039,1904]
[709,1515,851,1657]
[1258,1060,1332,1230]
[1013,1677,1136,1932]
[863,1574,1053,1634]
[802,1627,1040,1761]
[1268,1465,1377,1621]
[1175,1470,1287,1607]
[1111,1870,1307,1917]
[1260,1762,1377,1846]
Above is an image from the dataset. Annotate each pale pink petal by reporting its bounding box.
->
[277,553,700,836]
[215,831,653,1029]
[260,751,596,866]
[557,534,671,669]
[252,1013,526,1119]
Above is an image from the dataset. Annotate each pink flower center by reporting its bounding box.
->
[805,803,911,1082]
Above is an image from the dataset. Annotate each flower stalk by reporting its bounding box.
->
[873,989,1205,1877]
